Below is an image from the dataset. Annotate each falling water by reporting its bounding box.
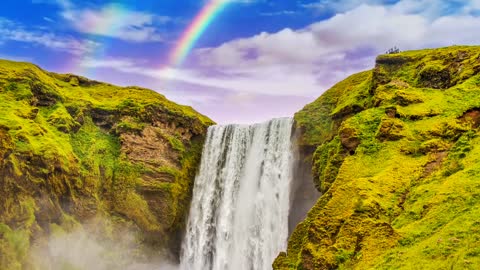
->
[180,118,294,270]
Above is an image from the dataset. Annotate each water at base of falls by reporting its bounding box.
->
[180,118,294,270]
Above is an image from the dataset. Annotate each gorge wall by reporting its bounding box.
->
[0,59,214,269]
[274,46,480,269]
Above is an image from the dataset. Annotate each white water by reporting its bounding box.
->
[180,118,294,270]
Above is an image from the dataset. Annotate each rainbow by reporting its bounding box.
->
[168,0,230,66]
[71,1,228,78]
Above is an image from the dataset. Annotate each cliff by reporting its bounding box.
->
[0,59,214,269]
[275,46,480,269]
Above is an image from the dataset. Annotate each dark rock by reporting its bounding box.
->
[339,127,361,152]
[376,55,413,65]
[459,108,480,128]
[417,66,451,89]
[91,108,119,130]
[385,107,397,118]
[29,81,61,106]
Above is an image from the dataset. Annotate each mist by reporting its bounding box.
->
[29,223,179,270]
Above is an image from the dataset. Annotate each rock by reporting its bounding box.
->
[417,65,452,89]
[394,90,424,106]
[385,106,397,118]
[376,118,405,141]
[339,126,360,153]
[459,108,480,128]
[373,55,413,87]
[29,81,61,106]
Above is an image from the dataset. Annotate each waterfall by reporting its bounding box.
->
[180,118,294,270]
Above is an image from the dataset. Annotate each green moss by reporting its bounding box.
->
[168,135,186,153]
[280,45,480,269]
[0,224,30,270]
[335,248,355,264]
[0,58,214,269]
[312,136,344,192]
[295,70,373,146]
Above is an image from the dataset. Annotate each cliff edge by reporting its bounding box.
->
[275,46,480,269]
[0,59,214,269]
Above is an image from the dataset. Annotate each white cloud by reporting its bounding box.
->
[309,5,428,51]
[302,0,391,13]
[43,16,54,23]
[54,1,169,42]
[260,10,297,16]
[175,2,480,96]
[222,0,259,3]
[0,18,98,55]
[62,5,166,42]
[304,0,480,17]
[194,28,327,67]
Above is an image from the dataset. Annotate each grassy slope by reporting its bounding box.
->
[274,46,480,269]
[0,59,214,269]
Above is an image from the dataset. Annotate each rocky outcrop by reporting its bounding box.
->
[0,59,214,269]
[275,46,480,269]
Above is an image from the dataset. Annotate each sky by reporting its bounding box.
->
[1,0,480,124]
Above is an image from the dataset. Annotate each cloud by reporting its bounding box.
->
[43,16,54,23]
[79,57,331,97]
[73,57,313,124]
[301,0,393,14]
[0,18,98,55]
[222,0,260,3]
[50,0,169,42]
[178,2,480,96]
[62,5,167,42]
[303,0,480,17]
[260,10,297,16]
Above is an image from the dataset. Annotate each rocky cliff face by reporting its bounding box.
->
[0,60,214,269]
[275,46,480,269]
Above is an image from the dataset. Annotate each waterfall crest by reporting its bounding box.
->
[180,118,294,270]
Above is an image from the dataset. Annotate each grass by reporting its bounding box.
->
[275,46,480,269]
[0,58,214,269]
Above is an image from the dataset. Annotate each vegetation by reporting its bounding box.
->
[0,59,214,269]
[386,46,401,54]
[275,46,480,269]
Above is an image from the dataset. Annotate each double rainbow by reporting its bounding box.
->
[74,0,229,76]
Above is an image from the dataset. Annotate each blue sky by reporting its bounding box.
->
[1,0,480,123]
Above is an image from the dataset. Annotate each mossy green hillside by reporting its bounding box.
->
[275,46,480,269]
[0,59,214,269]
